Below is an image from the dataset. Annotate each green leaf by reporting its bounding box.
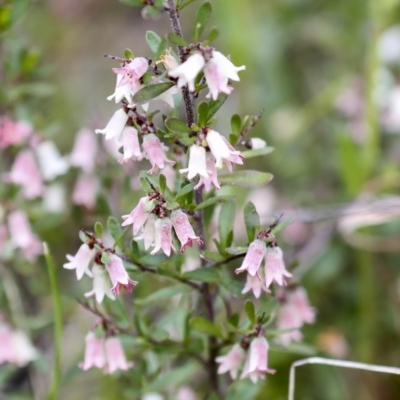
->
[136,285,191,305]
[155,37,168,60]
[201,251,224,262]
[107,216,124,249]
[193,1,212,42]
[101,252,111,264]
[132,82,175,104]
[140,176,152,192]
[119,0,144,6]
[221,275,244,296]
[139,253,168,266]
[207,27,219,43]
[244,202,260,242]
[165,117,191,134]
[94,222,103,239]
[159,174,167,193]
[242,146,275,159]
[146,30,162,54]
[197,102,208,127]
[195,195,236,210]
[219,202,235,249]
[140,170,159,190]
[231,114,241,134]
[79,230,88,243]
[207,93,228,120]
[166,201,180,210]
[272,216,294,235]
[218,170,273,188]
[182,268,220,283]
[244,300,256,324]
[141,5,164,21]
[124,48,134,59]
[167,33,188,47]
[190,316,223,338]
[174,182,195,200]
[225,246,248,255]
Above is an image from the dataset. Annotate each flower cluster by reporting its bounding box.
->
[216,336,275,383]
[80,332,133,374]
[122,196,202,256]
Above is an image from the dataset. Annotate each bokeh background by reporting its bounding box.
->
[2,0,400,399]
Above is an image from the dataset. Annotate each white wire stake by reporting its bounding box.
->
[288,357,400,400]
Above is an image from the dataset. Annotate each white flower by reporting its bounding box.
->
[70,128,98,173]
[95,109,128,140]
[179,144,208,180]
[35,141,69,181]
[117,127,143,163]
[168,53,205,91]
[378,26,400,64]
[63,243,95,280]
[84,264,115,303]
[107,74,134,105]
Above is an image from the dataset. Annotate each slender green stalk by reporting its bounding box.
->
[43,243,63,400]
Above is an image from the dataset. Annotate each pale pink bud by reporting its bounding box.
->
[105,254,138,295]
[118,127,143,163]
[168,53,205,92]
[142,133,175,174]
[0,117,33,148]
[112,57,148,92]
[179,144,208,180]
[240,337,275,383]
[70,128,98,173]
[135,213,156,250]
[235,239,267,277]
[72,174,99,209]
[158,49,180,71]
[206,129,243,169]
[264,246,292,288]
[171,209,202,252]
[242,272,270,299]
[104,336,133,374]
[288,287,316,324]
[121,196,151,235]
[84,264,115,303]
[4,149,44,199]
[95,108,128,140]
[79,332,106,370]
[7,210,42,262]
[194,153,220,192]
[34,141,69,181]
[63,243,95,280]
[151,218,176,257]
[216,344,245,379]
[276,304,303,346]
[249,138,266,149]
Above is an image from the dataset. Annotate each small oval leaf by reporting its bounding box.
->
[132,82,175,104]
[165,117,191,134]
[218,170,273,188]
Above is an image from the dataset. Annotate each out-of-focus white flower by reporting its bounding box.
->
[70,128,98,173]
[248,138,266,149]
[95,109,128,140]
[378,25,400,64]
[216,344,246,379]
[35,141,69,181]
[43,184,66,213]
[84,264,115,303]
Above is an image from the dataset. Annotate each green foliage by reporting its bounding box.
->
[241,146,275,159]
[132,82,175,104]
[165,117,191,133]
[145,31,162,54]
[219,170,273,188]
[219,201,235,249]
[194,194,236,210]
[193,1,212,41]
[190,316,224,338]
[244,300,256,324]
[94,222,103,239]
[107,216,125,250]
[243,202,260,242]
[182,267,220,282]
[167,32,188,47]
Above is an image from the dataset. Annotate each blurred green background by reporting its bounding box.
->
[3,0,400,399]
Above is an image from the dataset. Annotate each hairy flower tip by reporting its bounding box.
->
[170,209,202,252]
[249,138,266,149]
[4,149,44,199]
[0,117,33,149]
[194,152,220,192]
[63,243,95,280]
[235,239,267,277]
[142,133,175,173]
[79,332,106,371]
[205,129,244,170]
[179,144,208,181]
[35,140,69,181]
[216,344,246,380]
[240,337,275,383]
[95,108,128,140]
[84,264,115,303]
[104,336,134,374]
[112,57,148,92]
[264,246,292,288]
[204,50,245,100]
[117,127,143,163]
[242,272,270,299]
[105,254,138,296]
[121,196,151,235]
[7,210,42,262]
[168,53,205,92]
[151,217,176,257]
[70,128,98,173]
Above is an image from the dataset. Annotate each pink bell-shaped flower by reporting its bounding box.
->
[179,144,208,181]
[105,254,138,295]
[194,152,220,192]
[70,128,98,173]
[95,108,128,140]
[151,217,175,257]
[142,133,175,174]
[63,243,95,280]
[168,53,205,92]
[104,336,134,374]
[79,332,106,371]
[112,57,148,93]
[205,129,244,170]
[117,126,144,163]
[0,117,33,148]
[170,209,202,252]
[240,337,275,383]
[4,149,44,199]
[235,239,267,277]
[216,343,246,379]
[84,264,115,303]
[134,213,156,250]
[107,73,134,105]
[276,303,303,346]
[121,196,151,235]
[264,246,292,288]
[241,272,270,299]
[72,173,100,210]
[288,287,316,324]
